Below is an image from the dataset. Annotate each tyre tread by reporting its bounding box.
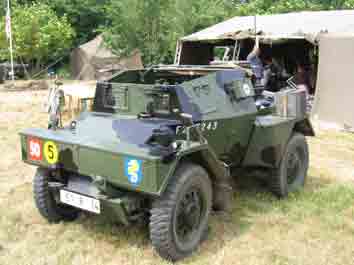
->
[33,168,78,223]
[269,133,309,198]
[149,163,211,261]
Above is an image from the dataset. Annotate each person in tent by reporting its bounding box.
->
[247,43,264,86]
[295,63,314,95]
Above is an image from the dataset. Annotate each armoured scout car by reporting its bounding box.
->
[20,65,314,261]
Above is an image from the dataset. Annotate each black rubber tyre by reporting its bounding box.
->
[149,163,212,261]
[270,133,309,198]
[33,168,79,223]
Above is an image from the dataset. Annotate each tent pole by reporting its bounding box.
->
[232,40,238,61]
[6,0,15,82]
[254,15,257,36]
[254,15,260,48]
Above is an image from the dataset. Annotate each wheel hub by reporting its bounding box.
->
[176,189,203,242]
[286,151,301,184]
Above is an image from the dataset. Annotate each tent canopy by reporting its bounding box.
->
[181,10,354,43]
[179,11,354,128]
[312,34,354,128]
[71,35,143,80]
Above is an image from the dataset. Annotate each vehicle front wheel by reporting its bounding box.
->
[270,133,309,197]
[149,163,212,261]
[33,168,79,223]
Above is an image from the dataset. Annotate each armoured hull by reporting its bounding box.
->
[20,113,175,195]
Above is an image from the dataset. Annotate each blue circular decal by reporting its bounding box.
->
[124,158,143,185]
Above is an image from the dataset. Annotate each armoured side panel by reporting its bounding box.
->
[203,113,256,163]
[93,82,152,115]
[20,128,165,195]
[180,71,258,164]
[78,147,160,194]
[242,115,296,168]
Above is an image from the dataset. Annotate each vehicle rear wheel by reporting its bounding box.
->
[149,163,212,261]
[269,133,309,197]
[33,168,79,223]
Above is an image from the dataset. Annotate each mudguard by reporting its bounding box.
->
[242,116,314,169]
[157,142,232,210]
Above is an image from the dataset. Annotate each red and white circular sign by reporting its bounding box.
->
[28,138,42,161]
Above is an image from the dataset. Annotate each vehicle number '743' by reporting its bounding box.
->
[176,121,218,135]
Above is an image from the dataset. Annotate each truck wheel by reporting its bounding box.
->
[150,163,212,261]
[33,168,79,223]
[270,133,309,197]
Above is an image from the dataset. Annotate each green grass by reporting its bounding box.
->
[2,175,353,265]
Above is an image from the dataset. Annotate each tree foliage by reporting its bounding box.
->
[0,2,74,70]
[43,0,109,45]
[103,0,354,65]
[103,0,230,65]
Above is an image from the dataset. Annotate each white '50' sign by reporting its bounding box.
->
[28,138,42,161]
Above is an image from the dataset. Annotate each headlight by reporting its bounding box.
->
[150,127,174,147]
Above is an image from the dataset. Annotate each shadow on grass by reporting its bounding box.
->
[71,172,338,262]
[77,213,151,249]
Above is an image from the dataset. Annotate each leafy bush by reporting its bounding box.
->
[103,0,230,65]
[43,0,109,45]
[0,2,75,72]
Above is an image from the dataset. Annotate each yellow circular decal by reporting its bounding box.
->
[44,141,59,164]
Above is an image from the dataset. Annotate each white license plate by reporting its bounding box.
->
[60,190,101,214]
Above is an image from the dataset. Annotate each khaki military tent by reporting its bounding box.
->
[71,35,143,80]
[177,10,354,128]
[312,34,354,128]
[179,10,354,43]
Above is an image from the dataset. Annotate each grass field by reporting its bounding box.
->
[0,90,354,265]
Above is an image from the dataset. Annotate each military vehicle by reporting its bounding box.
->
[20,65,314,261]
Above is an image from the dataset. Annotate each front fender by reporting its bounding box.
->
[157,142,228,196]
[156,141,232,210]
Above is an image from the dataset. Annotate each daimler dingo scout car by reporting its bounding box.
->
[20,65,314,261]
